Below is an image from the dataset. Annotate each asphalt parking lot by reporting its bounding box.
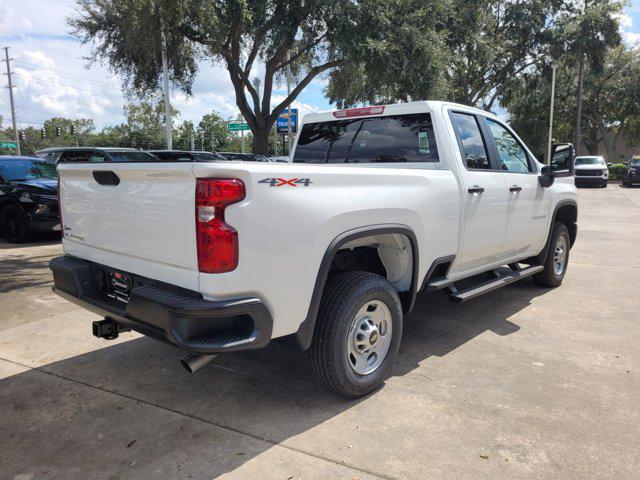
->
[1,186,639,480]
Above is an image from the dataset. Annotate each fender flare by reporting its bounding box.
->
[289,224,419,351]
[531,199,578,265]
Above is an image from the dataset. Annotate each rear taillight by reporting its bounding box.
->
[57,175,63,235]
[195,178,245,273]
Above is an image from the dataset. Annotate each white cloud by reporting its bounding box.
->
[0,0,331,131]
[615,13,633,30]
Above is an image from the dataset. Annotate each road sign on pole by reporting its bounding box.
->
[0,141,17,148]
[276,108,298,134]
[227,122,250,132]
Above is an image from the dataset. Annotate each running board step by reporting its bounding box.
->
[448,265,544,303]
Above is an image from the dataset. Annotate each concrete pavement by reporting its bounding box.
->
[1,186,639,479]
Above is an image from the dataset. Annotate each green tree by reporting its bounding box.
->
[123,98,178,149]
[70,0,451,155]
[197,112,231,151]
[503,45,640,162]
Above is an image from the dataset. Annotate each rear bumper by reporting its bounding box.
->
[49,256,273,354]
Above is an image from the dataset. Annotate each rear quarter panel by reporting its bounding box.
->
[193,162,459,338]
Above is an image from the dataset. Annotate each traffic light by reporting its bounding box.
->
[40,128,46,138]
[55,126,61,136]
[19,131,26,141]
[70,124,76,135]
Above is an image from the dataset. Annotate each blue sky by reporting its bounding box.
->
[0,0,638,130]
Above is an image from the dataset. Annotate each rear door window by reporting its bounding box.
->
[449,112,491,170]
[293,113,439,163]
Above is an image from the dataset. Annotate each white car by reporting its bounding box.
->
[573,155,609,187]
[50,101,578,398]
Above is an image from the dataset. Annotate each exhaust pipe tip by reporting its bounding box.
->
[181,353,216,374]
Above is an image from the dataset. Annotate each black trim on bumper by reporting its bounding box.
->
[49,256,273,354]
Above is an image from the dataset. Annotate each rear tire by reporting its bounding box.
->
[307,271,402,398]
[1,204,33,243]
[533,222,570,288]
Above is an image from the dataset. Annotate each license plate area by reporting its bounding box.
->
[105,270,132,303]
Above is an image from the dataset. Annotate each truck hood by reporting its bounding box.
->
[10,178,58,194]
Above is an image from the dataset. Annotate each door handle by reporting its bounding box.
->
[509,185,522,192]
[467,186,485,194]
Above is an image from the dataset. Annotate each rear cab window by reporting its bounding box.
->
[293,113,439,164]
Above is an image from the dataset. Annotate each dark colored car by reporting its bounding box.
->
[218,152,271,162]
[35,147,157,163]
[0,156,60,243]
[622,156,640,187]
[147,150,228,162]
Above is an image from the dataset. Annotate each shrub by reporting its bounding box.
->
[608,163,628,180]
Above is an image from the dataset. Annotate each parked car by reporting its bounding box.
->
[147,150,228,162]
[0,156,60,243]
[622,156,640,187]
[573,155,609,187]
[35,147,157,163]
[50,101,578,398]
[218,152,271,162]
[270,156,291,163]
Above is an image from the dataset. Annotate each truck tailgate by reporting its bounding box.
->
[58,163,199,290]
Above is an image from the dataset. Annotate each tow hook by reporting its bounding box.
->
[92,317,131,340]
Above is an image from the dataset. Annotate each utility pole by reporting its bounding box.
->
[547,63,557,165]
[286,51,293,156]
[190,133,194,151]
[574,0,587,157]
[160,20,173,150]
[3,47,21,155]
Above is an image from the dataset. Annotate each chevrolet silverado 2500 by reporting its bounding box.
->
[50,101,578,398]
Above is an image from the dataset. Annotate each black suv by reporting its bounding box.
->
[35,147,157,163]
[0,156,60,243]
[147,150,228,162]
[622,157,640,187]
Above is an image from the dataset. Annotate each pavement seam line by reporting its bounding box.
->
[0,356,394,480]
[570,261,640,270]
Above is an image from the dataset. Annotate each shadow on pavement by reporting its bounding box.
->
[0,232,61,250]
[0,272,550,478]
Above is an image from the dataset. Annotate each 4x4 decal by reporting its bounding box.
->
[258,177,312,187]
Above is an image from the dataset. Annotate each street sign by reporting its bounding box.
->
[277,108,298,134]
[0,141,17,148]
[228,122,250,132]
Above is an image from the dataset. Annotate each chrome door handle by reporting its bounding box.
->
[468,186,485,194]
[509,185,522,192]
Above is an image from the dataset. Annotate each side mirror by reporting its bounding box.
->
[549,143,575,177]
[539,165,554,188]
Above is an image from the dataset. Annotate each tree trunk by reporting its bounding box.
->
[574,57,585,156]
[252,123,271,155]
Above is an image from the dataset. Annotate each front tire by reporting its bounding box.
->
[533,222,570,288]
[1,204,33,243]
[307,271,403,398]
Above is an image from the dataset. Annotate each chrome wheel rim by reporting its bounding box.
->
[553,235,567,276]
[347,300,392,375]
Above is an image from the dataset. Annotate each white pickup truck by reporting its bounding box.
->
[51,101,578,398]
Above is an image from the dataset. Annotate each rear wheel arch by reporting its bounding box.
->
[288,224,419,351]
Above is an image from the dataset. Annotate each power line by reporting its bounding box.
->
[13,59,125,92]
[17,77,124,100]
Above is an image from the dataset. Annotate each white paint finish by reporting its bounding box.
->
[56,100,578,341]
[58,162,199,290]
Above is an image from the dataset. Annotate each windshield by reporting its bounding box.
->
[0,159,57,181]
[193,152,227,162]
[575,156,604,165]
[631,157,640,166]
[109,151,158,162]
